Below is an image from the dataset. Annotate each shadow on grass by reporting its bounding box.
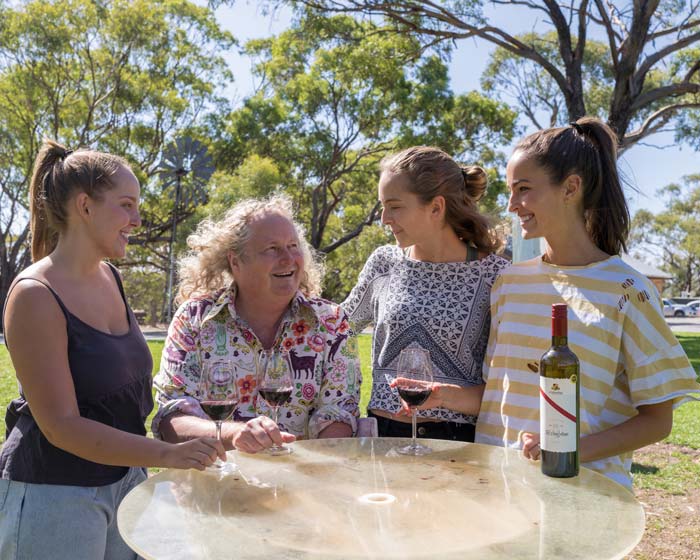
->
[631,462,660,475]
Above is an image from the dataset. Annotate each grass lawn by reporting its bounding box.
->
[0,331,697,455]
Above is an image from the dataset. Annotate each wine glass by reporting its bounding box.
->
[199,360,239,471]
[256,348,294,456]
[395,347,434,456]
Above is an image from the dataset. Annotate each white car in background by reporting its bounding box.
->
[663,298,698,317]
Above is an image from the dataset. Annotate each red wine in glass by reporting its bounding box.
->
[396,387,431,408]
[395,347,434,456]
[200,400,238,422]
[258,388,292,407]
[257,349,294,455]
[199,360,239,471]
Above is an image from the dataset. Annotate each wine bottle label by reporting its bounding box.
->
[539,377,577,453]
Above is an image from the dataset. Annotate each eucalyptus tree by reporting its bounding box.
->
[0,0,234,310]
[215,13,517,257]
[287,0,700,151]
[631,176,700,295]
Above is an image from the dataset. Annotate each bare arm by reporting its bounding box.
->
[580,401,673,462]
[390,378,484,416]
[429,383,484,416]
[522,400,674,461]
[5,281,223,470]
[159,413,296,454]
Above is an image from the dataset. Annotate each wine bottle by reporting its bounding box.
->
[539,303,580,477]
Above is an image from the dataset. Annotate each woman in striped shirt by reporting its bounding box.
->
[474,117,700,489]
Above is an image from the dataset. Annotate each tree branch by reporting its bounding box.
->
[636,29,700,79]
[622,101,700,147]
[648,18,700,42]
[319,200,381,253]
[630,82,700,113]
[593,0,621,72]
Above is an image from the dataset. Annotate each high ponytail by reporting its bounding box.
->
[512,117,630,255]
[27,139,131,261]
[379,146,500,253]
[576,118,630,255]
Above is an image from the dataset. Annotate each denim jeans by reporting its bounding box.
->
[0,467,146,560]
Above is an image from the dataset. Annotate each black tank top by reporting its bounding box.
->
[1,264,153,486]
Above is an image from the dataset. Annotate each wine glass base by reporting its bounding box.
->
[265,444,293,456]
[396,443,432,456]
[206,459,238,474]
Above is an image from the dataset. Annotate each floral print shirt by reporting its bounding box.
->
[152,287,361,439]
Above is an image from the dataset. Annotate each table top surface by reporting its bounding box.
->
[117,438,645,560]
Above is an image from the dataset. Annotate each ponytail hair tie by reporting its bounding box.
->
[570,122,584,135]
[63,149,74,158]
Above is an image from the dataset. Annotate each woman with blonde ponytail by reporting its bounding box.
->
[0,140,224,559]
[342,146,509,441]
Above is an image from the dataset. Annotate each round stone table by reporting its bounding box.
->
[118,438,645,559]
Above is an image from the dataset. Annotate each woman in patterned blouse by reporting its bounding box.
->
[153,196,361,453]
[342,146,509,441]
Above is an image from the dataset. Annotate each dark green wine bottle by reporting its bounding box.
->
[539,303,580,478]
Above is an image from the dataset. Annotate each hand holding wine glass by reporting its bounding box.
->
[390,377,441,416]
[395,347,434,456]
[199,360,239,471]
[256,348,294,455]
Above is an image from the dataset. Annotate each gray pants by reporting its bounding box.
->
[0,467,146,560]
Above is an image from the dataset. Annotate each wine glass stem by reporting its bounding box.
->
[272,407,280,449]
[411,410,417,448]
[215,420,222,443]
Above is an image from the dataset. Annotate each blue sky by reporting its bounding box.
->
[216,2,699,217]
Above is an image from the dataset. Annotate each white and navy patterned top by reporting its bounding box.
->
[342,245,509,424]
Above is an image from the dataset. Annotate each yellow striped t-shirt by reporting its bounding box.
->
[475,255,700,489]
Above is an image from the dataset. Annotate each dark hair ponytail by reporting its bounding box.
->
[28,139,130,261]
[379,146,500,253]
[513,117,630,255]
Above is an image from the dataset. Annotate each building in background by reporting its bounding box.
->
[620,254,673,294]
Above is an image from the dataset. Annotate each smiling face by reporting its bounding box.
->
[378,171,437,249]
[506,150,573,242]
[229,212,304,305]
[84,165,141,259]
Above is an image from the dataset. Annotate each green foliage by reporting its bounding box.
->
[324,224,393,302]
[292,0,700,152]
[675,47,700,149]
[121,265,168,325]
[0,0,235,309]
[213,12,517,262]
[482,32,615,128]
[197,157,283,219]
[630,178,700,296]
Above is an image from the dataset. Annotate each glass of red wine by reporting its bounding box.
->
[395,347,434,456]
[256,348,294,456]
[199,360,239,471]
